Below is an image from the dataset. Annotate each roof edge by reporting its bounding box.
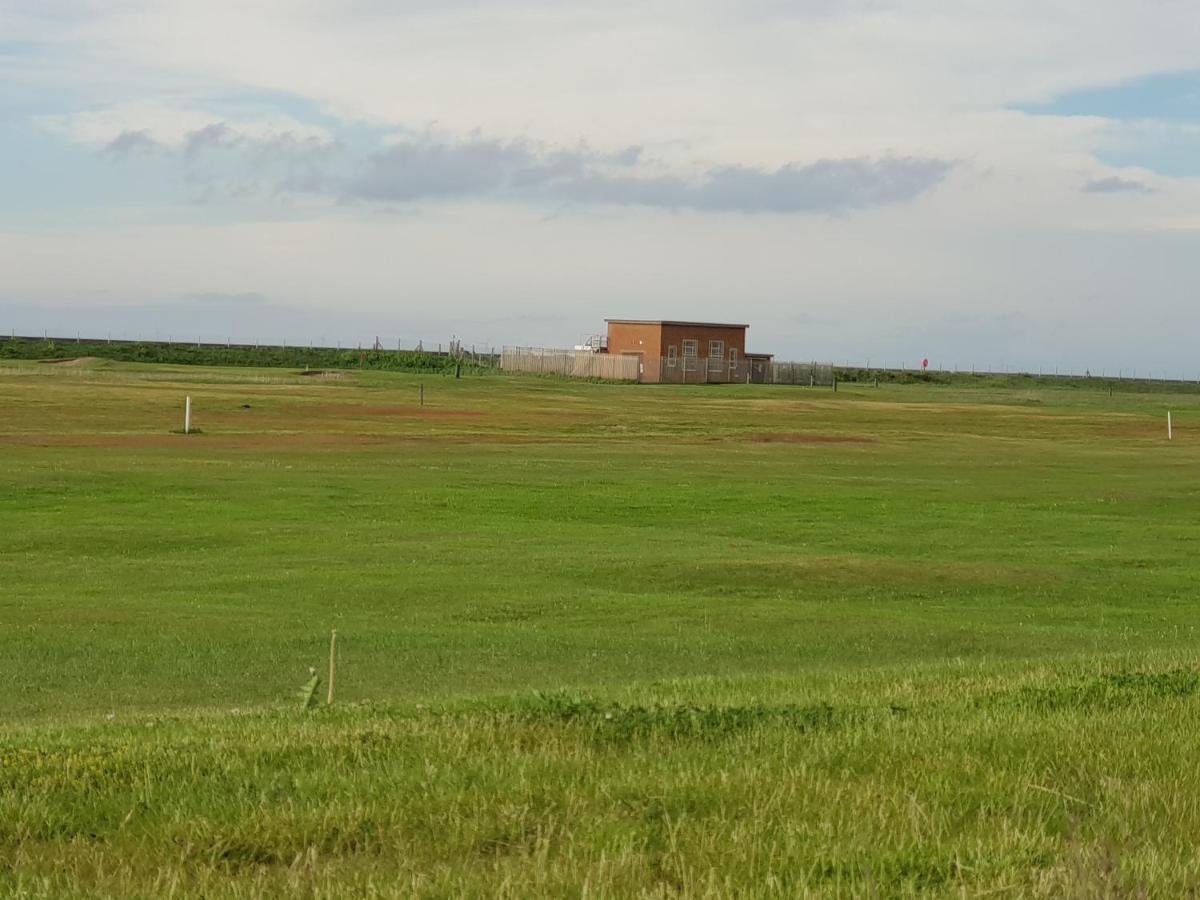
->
[605,319,750,329]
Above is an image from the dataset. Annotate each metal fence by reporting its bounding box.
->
[648,357,834,385]
[649,356,752,384]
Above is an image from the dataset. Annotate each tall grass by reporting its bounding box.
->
[3,660,1199,896]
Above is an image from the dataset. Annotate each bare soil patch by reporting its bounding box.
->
[0,431,537,450]
[39,357,100,367]
[1100,422,1183,440]
[301,404,485,419]
[299,370,347,380]
[744,432,875,444]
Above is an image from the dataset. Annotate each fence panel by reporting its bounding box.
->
[500,348,640,381]
[501,348,836,387]
[655,357,756,384]
[770,361,834,386]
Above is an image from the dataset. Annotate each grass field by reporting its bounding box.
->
[3,358,1200,897]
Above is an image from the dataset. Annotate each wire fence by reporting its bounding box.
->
[2,332,500,362]
[1,333,502,367]
[8,332,1200,385]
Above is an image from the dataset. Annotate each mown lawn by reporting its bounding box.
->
[1,359,1199,896]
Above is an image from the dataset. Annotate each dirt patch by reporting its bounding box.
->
[300,404,485,419]
[0,431,539,450]
[744,432,875,444]
[1100,422,1181,440]
[299,370,347,380]
[39,357,100,367]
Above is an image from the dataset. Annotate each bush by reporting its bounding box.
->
[0,339,494,375]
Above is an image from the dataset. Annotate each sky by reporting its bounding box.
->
[2,1,1199,374]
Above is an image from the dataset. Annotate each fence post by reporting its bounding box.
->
[327,629,337,706]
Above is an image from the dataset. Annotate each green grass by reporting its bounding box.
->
[2,360,1199,896]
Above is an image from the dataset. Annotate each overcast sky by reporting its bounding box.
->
[2,1,1199,373]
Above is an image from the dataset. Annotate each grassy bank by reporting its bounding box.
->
[0,338,492,374]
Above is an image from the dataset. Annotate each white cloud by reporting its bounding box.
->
[36,100,333,151]
[6,1,1200,370]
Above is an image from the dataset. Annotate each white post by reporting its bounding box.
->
[1168,411,1173,441]
[184,396,192,435]
[327,629,337,705]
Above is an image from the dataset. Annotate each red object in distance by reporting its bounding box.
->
[922,358,929,370]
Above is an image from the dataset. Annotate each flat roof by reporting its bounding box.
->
[605,319,749,329]
[744,352,774,359]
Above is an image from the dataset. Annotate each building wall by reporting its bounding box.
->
[606,322,664,359]
[746,355,773,384]
[659,324,747,362]
[606,321,750,383]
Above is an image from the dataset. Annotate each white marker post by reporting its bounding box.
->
[184,396,192,435]
[1168,411,1173,441]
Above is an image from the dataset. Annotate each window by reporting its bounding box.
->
[666,345,678,367]
[728,347,738,370]
[681,340,698,358]
[708,340,724,373]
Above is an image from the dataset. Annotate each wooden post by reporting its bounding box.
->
[184,396,192,434]
[420,384,424,406]
[327,629,337,705]
[1168,411,1173,441]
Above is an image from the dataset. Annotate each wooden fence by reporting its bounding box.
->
[500,348,640,381]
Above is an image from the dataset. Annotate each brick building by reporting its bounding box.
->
[604,319,772,383]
